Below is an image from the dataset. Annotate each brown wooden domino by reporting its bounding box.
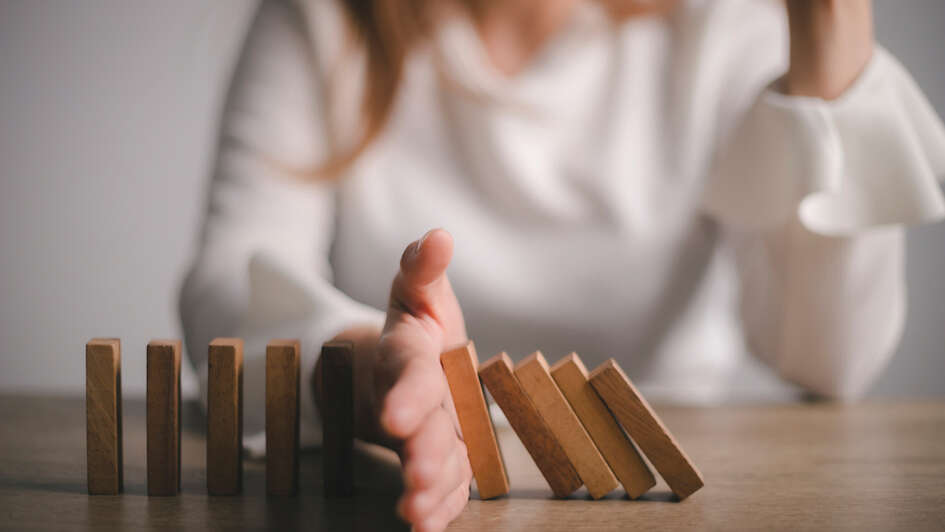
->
[440,341,509,499]
[478,352,581,498]
[207,338,243,495]
[266,339,300,496]
[321,341,354,497]
[86,338,123,495]
[515,352,618,499]
[550,353,655,498]
[147,339,181,496]
[589,359,704,500]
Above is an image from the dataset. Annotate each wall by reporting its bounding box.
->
[0,1,942,397]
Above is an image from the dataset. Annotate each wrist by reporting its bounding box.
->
[784,0,873,100]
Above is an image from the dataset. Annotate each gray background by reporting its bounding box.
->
[0,1,942,398]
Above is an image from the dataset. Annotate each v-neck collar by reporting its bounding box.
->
[432,2,611,108]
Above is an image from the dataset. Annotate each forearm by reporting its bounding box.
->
[785,0,873,99]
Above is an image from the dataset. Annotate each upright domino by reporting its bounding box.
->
[589,359,704,500]
[86,338,123,495]
[440,341,509,499]
[266,339,301,496]
[147,339,181,496]
[207,338,243,495]
[321,341,355,497]
[550,353,655,499]
[479,352,581,498]
[515,352,618,499]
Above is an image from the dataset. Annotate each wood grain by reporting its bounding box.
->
[3,396,945,530]
[440,341,509,499]
[85,338,122,495]
[589,359,704,500]
[550,353,655,499]
[207,338,243,495]
[478,352,581,498]
[515,352,618,499]
[321,341,354,497]
[146,339,181,496]
[266,339,300,496]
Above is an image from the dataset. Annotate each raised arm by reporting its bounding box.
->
[703,1,945,399]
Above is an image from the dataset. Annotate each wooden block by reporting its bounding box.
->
[589,359,704,500]
[478,352,581,498]
[515,352,618,499]
[207,338,243,495]
[86,338,123,495]
[147,339,181,496]
[550,353,655,498]
[440,341,509,499]
[266,339,300,496]
[321,341,354,497]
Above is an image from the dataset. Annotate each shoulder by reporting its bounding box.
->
[238,0,348,78]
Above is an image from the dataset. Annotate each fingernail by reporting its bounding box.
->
[416,230,433,253]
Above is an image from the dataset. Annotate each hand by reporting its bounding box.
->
[785,0,874,100]
[315,229,472,532]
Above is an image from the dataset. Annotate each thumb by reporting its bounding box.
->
[389,228,454,317]
[400,228,453,286]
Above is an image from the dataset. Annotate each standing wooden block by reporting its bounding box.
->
[478,352,581,498]
[515,352,618,499]
[266,339,300,496]
[147,339,181,496]
[321,341,354,497]
[589,359,704,500]
[440,341,509,499]
[550,353,655,499]
[207,338,243,495]
[86,338,123,495]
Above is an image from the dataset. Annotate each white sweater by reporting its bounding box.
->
[180,0,945,448]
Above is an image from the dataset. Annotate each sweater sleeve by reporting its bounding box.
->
[178,0,384,451]
[703,46,945,399]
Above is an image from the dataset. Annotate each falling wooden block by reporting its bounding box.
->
[479,352,581,498]
[440,341,509,499]
[515,352,618,499]
[147,339,181,496]
[550,353,655,499]
[207,338,243,495]
[86,338,123,495]
[589,359,704,500]
[321,341,354,497]
[266,339,300,496]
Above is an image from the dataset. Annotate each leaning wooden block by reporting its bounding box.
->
[207,338,243,495]
[589,359,704,500]
[479,352,581,498]
[440,341,509,499]
[321,341,354,497]
[550,353,655,499]
[86,338,123,495]
[147,339,182,496]
[515,351,618,499]
[267,339,300,496]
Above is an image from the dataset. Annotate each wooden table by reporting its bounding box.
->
[1,395,943,530]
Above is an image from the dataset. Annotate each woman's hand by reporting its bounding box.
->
[785,0,874,100]
[315,229,472,532]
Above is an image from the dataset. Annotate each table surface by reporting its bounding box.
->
[1,395,943,531]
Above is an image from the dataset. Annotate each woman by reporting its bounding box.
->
[180,0,945,529]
